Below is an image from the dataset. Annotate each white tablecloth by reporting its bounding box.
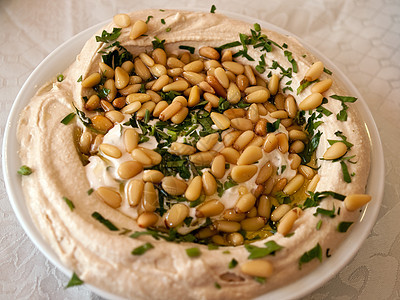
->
[1,0,399,299]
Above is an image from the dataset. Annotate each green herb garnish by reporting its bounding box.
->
[152,36,166,50]
[60,112,75,125]
[316,220,322,230]
[245,241,283,259]
[229,258,238,269]
[299,243,322,269]
[330,95,357,122]
[313,205,335,218]
[91,212,119,231]
[179,45,195,54]
[65,272,83,288]
[132,242,154,255]
[62,197,75,211]
[95,28,122,43]
[214,282,221,289]
[87,188,94,195]
[18,165,32,175]
[186,247,201,257]
[161,18,166,24]
[77,75,82,82]
[145,15,153,23]
[254,276,266,284]
[323,67,332,75]
[210,5,216,13]
[337,221,353,232]
[57,74,64,82]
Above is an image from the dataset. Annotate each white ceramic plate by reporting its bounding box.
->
[2,9,384,300]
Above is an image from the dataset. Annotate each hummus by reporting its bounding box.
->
[17,9,371,299]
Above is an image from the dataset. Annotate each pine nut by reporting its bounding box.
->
[277,209,299,236]
[131,148,152,165]
[182,71,205,85]
[100,100,114,112]
[169,142,196,156]
[187,85,201,107]
[255,161,273,184]
[223,108,246,119]
[152,48,167,66]
[122,61,135,74]
[244,86,268,95]
[307,174,320,192]
[289,140,305,153]
[162,176,187,195]
[121,101,141,114]
[227,232,244,246]
[247,104,259,123]
[270,110,288,119]
[159,101,182,121]
[197,133,219,152]
[231,165,258,183]
[272,178,287,194]
[199,46,220,60]
[243,65,256,85]
[139,53,154,67]
[203,92,219,107]
[119,84,141,96]
[90,134,103,154]
[179,52,191,64]
[237,146,263,165]
[114,67,130,89]
[305,61,324,81]
[189,150,217,165]
[134,58,151,81]
[283,174,305,195]
[171,107,189,124]
[214,220,241,233]
[96,187,122,208]
[205,75,227,98]
[79,131,92,154]
[323,142,348,160]
[198,81,214,93]
[211,235,228,246]
[153,101,168,117]
[220,147,240,164]
[167,57,185,69]
[223,209,246,221]
[240,260,273,278]
[299,93,323,111]
[276,133,289,154]
[245,89,270,103]
[99,62,115,79]
[85,95,100,111]
[222,61,244,75]
[143,182,158,212]
[268,74,280,95]
[146,90,162,103]
[289,153,302,170]
[211,155,226,179]
[202,171,217,196]
[81,72,101,88]
[143,170,164,183]
[129,75,142,84]
[196,199,225,217]
[241,217,266,231]
[262,133,277,152]
[117,161,143,179]
[112,96,125,108]
[221,50,232,62]
[210,112,231,130]
[223,130,241,147]
[105,110,124,123]
[151,74,169,91]
[196,227,218,239]
[234,130,255,151]
[284,95,297,118]
[281,118,295,128]
[113,13,131,28]
[311,78,333,93]
[248,136,264,148]
[165,203,189,228]
[271,204,291,222]
[140,148,162,165]
[252,119,267,137]
[185,176,203,201]
[289,129,308,141]
[225,82,241,104]
[344,194,372,211]
[231,118,253,131]
[162,80,189,92]
[167,67,183,77]
[129,20,148,40]
[236,74,249,91]
[137,212,158,228]
[264,102,277,113]
[298,165,315,179]
[183,60,204,73]
[204,60,222,70]
[258,195,271,218]
[235,193,256,213]
[126,93,151,104]
[263,178,275,195]
[136,101,156,119]
[214,67,230,88]
[99,143,121,158]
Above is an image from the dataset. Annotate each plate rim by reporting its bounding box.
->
[2,8,384,300]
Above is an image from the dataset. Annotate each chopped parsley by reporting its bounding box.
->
[186,247,201,257]
[60,112,76,125]
[313,205,336,218]
[17,165,32,175]
[297,79,317,95]
[337,221,353,232]
[91,212,119,231]
[132,242,154,255]
[77,75,82,82]
[328,131,354,149]
[119,228,132,236]
[210,4,216,13]
[87,188,94,195]
[315,97,332,116]
[266,119,280,133]
[301,191,346,209]
[217,177,238,197]
[62,196,75,211]
[57,74,64,82]
[95,28,122,43]
[299,243,322,269]
[65,272,83,288]
[284,50,298,73]
[330,95,357,122]
[316,220,322,230]
[254,276,266,284]
[152,36,166,50]
[228,258,238,269]
[179,45,195,54]
[245,241,283,259]
[214,282,221,289]
[145,15,153,23]
[208,244,219,250]
[161,18,166,24]
[323,67,333,75]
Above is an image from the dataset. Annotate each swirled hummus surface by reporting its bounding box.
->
[17,9,371,299]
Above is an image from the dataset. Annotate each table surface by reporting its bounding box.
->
[1,0,399,299]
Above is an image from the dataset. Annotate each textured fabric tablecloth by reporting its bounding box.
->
[1,0,399,299]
